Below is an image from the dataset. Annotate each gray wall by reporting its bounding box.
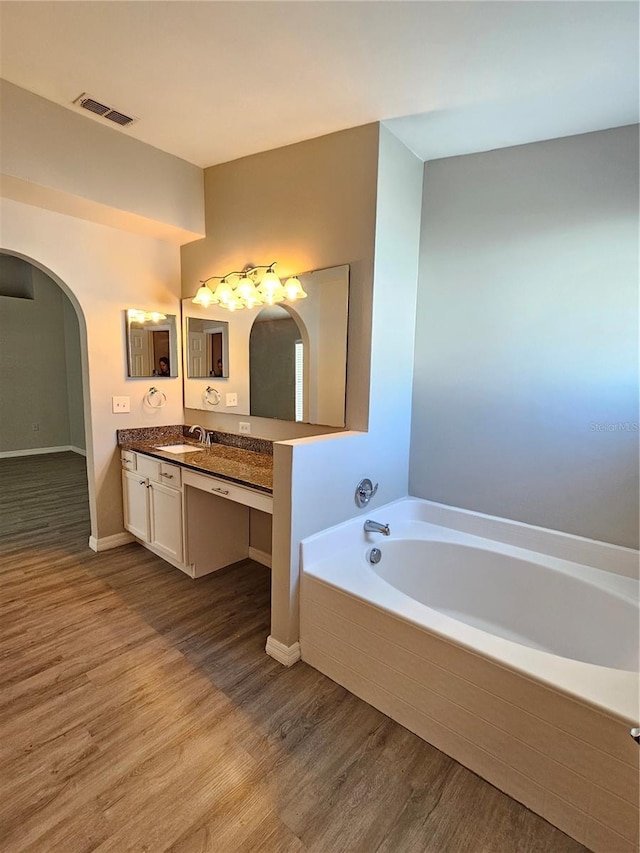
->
[411,125,639,549]
[0,265,84,453]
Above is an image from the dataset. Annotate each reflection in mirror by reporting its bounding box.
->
[250,306,302,421]
[126,310,178,378]
[182,264,349,427]
[186,318,229,378]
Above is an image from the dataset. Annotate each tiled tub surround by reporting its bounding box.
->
[300,499,640,852]
[117,426,273,492]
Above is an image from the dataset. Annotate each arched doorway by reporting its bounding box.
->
[0,249,95,541]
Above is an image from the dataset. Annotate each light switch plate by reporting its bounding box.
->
[112,395,131,413]
[226,392,238,407]
[239,422,251,434]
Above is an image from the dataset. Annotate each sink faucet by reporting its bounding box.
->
[188,424,210,446]
[364,519,391,536]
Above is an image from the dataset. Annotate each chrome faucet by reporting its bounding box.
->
[364,519,391,536]
[188,424,210,446]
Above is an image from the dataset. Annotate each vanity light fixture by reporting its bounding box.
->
[191,262,307,312]
[127,308,167,324]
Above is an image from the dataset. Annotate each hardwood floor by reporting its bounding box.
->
[0,452,587,853]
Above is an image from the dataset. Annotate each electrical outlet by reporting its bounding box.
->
[31,422,40,431]
[226,392,238,407]
[239,422,251,434]
[112,396,131,414]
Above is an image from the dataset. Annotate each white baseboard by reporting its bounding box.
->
[0,445,82,459]
[265,635,301,667]
[248,546,272,568]
[89,532,135,552]
[70,446,87,456]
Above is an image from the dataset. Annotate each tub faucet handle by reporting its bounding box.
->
[355,478,378,508]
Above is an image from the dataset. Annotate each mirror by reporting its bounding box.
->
[125,310,178,378]
[183,264,349,426]
[186,318,229,378]
[250,306,302,421]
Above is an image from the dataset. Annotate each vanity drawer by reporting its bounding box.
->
[121,450,136,471]
[182,469,272,514]
[134,454,182,489]
[159,462,182,487]
[136,453,162,482]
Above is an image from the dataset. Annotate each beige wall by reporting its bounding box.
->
[411,125,639,549]
[273,127,424,646]
[1,197,183,541]
[1,80,205,244]
[63,296,85,450]
[180,123,380,437]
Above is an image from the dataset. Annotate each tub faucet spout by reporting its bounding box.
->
[364,519,391,536]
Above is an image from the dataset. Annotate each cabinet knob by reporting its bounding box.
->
[138,480,146,485]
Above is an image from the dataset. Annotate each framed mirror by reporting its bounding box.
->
[183,264,349,427]
[185,317,229,378]
[125,309,178,378]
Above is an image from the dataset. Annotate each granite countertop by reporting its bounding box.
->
[117,426,273,494]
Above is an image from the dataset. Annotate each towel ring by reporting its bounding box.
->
[204,386,221,406]
[145,386,167,408]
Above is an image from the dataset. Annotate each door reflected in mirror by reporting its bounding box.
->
[126,310,178,378]
[186,318,229,378]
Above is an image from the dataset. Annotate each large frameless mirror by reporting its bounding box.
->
[182,264,349,427]
[125,310,179,378]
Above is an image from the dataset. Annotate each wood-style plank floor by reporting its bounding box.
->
[0,452,587,853]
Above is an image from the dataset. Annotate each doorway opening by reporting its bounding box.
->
[0,251,93,546]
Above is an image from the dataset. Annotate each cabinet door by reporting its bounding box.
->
[123,470,150,541]
[149,481,183,562]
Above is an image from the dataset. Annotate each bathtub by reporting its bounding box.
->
[300,498,640,853]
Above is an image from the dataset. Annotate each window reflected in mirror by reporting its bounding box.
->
[126,310,178,378]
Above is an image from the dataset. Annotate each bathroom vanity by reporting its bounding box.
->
[119,429,273,578]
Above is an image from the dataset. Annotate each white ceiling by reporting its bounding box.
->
[0,1,637,168]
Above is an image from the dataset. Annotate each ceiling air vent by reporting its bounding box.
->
[73,93,137,127]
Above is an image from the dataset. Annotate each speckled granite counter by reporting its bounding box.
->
[117,426,273,494]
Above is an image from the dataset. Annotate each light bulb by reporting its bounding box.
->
[192,284,215,307]
[284,277,307,301]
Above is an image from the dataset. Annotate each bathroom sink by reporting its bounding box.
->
[156,443,200,454]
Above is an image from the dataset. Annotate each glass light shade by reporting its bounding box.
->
[257,268,282,296]
[213,279,233,305]
[192,284,215,307]
[148,311,167,322]
[284,277,308,301]
[236,275,264,306]
[127,308,146,323]
[221,292,246,312]
[263,284,286,305]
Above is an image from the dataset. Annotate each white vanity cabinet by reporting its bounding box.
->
[120,448,272,579]
[122,452,184,567]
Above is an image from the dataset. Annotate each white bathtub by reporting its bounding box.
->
[300,498,640,852]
